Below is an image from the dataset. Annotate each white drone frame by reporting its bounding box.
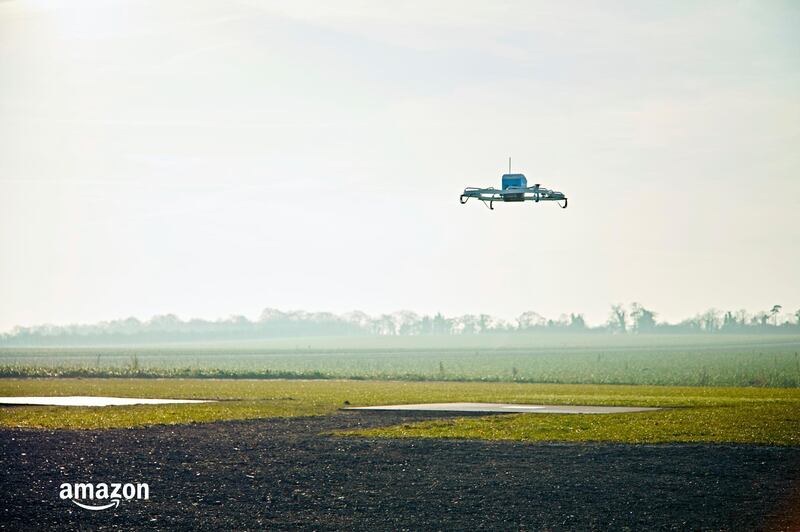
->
[459,184,568,210]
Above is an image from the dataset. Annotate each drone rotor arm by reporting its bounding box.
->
[461,183,567,209]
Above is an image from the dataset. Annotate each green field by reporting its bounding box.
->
[343,397,800,446]
[1,378,799,446]
[2,334,800,387]
[3,335,799,445]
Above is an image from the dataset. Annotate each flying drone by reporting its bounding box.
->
[460,158,568,210]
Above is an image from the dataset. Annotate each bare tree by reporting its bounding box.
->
[754,312,769,327]
[516,311,546,331]
[569,313,586,330]
[700,309,721,332]
[735,309,749,326]
[608,304,627,333]
[630,303,657,333]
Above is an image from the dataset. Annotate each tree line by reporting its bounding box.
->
[1,304,798,346]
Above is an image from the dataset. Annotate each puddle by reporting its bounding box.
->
[344,402,660,414]
[0,396,213,407]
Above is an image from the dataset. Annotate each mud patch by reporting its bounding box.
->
[1,411,798,530]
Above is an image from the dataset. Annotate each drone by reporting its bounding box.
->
[460,158,568,210]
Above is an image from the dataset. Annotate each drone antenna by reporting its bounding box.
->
[508,156,511,174]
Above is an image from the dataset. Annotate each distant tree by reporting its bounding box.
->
[432,313,450,335]
[517,311,545,330]
[118,317,143,335]
[371,314,397,335]
[395,311,421,335]
[419,315,433,335]
[486,316,511,332]
[735,309,749,326]
[478,314,492,334]
[259,308,285,322]
[343,310,371,329]
[630,303,657,333]
[149,314,181,331]
[7,303,800,347]
[456,315,479,335]
[754,312,769,327]
[544,314,570,330]
[228,314,249,324]
[723,311,735,328]
[770,305,782,326]
[608,304,627,333]
[569,313,586,330]
[700,309,721,332]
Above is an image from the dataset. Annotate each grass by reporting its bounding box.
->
[2,334,800,387]
[344,403,800,446]
[1,378,799,446]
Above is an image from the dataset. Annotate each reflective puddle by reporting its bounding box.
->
[344,402,660,414]
[0,396,213,407]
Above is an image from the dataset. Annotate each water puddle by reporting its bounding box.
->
[344,402,660,414]
[0,396,213,407]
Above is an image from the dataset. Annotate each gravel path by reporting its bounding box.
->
[2,411,799,530]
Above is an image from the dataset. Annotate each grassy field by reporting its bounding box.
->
[1,378,799,446]
[2,334,800,387]
[343,399,800,446]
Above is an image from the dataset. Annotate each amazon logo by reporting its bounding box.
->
[59,482,149,511]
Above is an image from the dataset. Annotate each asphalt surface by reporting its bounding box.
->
[2,411,799,531]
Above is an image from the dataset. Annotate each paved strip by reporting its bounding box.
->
[0,396,212,407]
[344,402,660,414]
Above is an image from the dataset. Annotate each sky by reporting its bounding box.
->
[0,0,798,332]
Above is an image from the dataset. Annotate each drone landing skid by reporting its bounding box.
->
[459,187,567,210]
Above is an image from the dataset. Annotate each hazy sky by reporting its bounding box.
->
[1,0,798,332]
